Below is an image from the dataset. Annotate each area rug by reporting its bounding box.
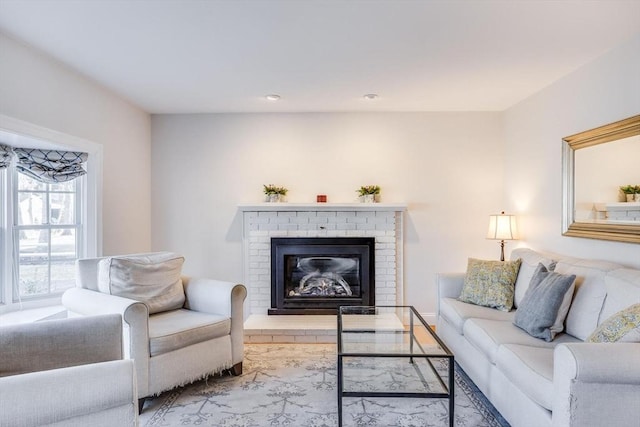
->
[140,344,510,427]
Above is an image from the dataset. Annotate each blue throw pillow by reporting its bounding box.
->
[513,263,576,341]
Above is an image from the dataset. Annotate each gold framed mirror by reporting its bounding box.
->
[562,114,640,243]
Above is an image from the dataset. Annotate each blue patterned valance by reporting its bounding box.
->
[0,144,13,169]
[14,148,88,183]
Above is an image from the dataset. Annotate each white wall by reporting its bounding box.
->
[504,34,640,267]
[151,112,505,315]
[0,33,151,255]
[3,23,637,316]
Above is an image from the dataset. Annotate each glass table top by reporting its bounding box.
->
[338,306,452,357]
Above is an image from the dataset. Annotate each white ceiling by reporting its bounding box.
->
[0,0,639,114]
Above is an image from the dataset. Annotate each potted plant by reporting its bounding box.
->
[620,185,636,202]
[263,184,288,202]
[357,185,381,203]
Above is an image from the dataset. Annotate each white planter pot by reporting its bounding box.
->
[266,194,282,202]
[361,194,375,203]
[626,194,635,202]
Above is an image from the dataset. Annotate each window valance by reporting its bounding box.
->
[13,148,88,183]
[0,144,12,169]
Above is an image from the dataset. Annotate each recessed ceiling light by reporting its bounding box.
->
[363,94,378,100]
[265,94,281,101]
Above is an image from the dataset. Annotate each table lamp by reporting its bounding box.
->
[487,211,519,261]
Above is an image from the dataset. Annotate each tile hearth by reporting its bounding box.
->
[244,315,338,343]
[243,312,406,343]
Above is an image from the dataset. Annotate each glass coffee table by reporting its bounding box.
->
[337,306,454,427]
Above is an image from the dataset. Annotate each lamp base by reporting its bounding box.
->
[499,240,506,262]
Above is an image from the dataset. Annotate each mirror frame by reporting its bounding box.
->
[562,114,640,243]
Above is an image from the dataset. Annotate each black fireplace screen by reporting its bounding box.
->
[270,237,375,314]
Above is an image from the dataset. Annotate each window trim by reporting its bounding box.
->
[0,114,102,314]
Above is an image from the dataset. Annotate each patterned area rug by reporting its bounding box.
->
[140,344,509,427]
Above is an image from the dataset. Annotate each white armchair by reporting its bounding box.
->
[61,253,247,410]
[0,314,138,427]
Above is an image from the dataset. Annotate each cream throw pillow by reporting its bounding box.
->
[98,252,185,314]
[459,258,521,312]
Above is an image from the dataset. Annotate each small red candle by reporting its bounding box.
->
[317,195,327,203]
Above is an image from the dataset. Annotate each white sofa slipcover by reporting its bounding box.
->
[437,248,640,427]
[0,314,138,427]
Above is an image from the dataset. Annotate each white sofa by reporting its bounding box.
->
[0,314,138,427]
[436,248,640,427]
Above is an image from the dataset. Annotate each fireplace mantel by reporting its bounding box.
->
[238,202,407,212]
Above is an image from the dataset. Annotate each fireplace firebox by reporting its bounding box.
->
[269,237,375,314]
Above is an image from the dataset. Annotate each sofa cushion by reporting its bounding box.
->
[98,252,185,314]
[463,318,580,364]
[148,309,231,357]
[440,297,515,334]
[495,344,554,410]
[459,258,521,312]
[599,269,640,323]
[514,264,576,341]
[554,257,622,340]
[510,248,558,308]
[586,303,640,343]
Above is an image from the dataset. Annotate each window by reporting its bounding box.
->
[0,119,100,314]
[13,171,83,300]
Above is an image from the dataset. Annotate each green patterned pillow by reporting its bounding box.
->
[586,303,640,343]
[459,258,522,312]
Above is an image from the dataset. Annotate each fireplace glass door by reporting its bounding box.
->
[270,237,375,314]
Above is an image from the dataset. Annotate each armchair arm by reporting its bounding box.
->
[182,278,246,316]
[0,359,137,427]
[63,287,147,318]
[553,343,640,427]
[62,287,151,398]
[62,287,149,355]
[436,273,465,315]
[183,277,247,365]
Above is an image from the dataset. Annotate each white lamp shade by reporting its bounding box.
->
[487,212,518,240]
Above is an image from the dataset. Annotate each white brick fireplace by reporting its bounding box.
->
[239,203,407,342]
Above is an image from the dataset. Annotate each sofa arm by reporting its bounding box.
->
[0,314,122,377]
[553,343,640,427]
[0,360,138,427]
[183,278,247,365]
[436,273,465,314]
[0,359,137,427]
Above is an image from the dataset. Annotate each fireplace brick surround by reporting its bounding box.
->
[240,203,407,342]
